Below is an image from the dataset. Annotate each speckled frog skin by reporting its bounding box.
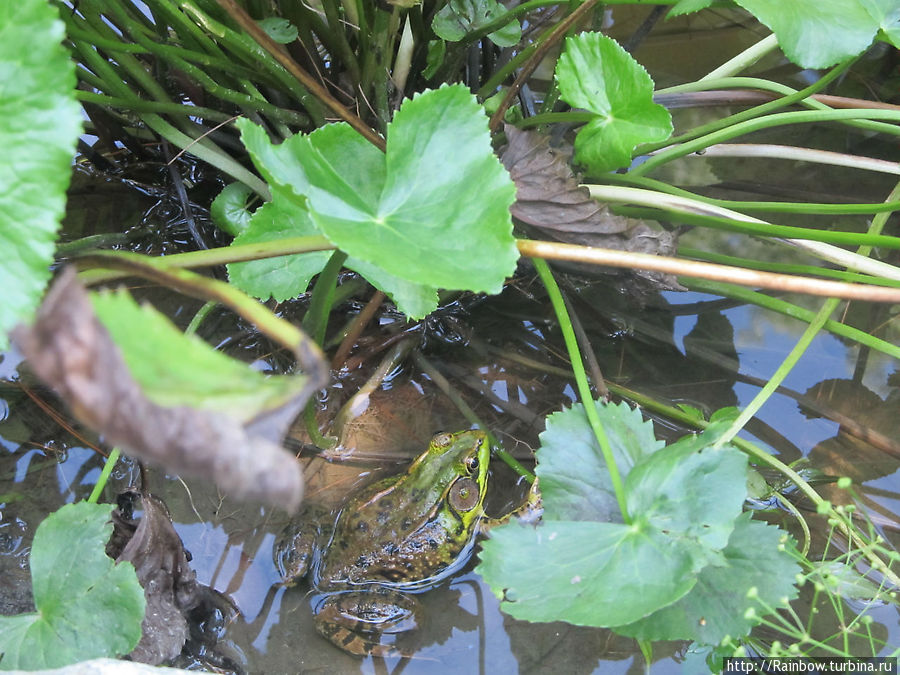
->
[273,430,491,656]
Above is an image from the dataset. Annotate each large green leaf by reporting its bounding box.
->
[90,289,311,420]
[477,401,753,629]
[0,502,145,670]
[616,514,800,643]
[735,0,889,68]
[476,518,702,627]
[237,85,518,318]
[227,196,331,302]
[536,400,663,522]
[227,187,439,316]
[555,33,672,174]
[0,0,82,349]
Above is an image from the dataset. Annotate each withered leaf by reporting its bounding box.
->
[501,125,681,290]
[107,491,200,665]
[13,268,310,511]
[502,125,624,234]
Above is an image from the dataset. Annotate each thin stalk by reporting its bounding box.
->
[683,279,900,359]
[680,248,900,289]
[637,58,857,157]
[303,251,349,345]
[77,235,333,284]
[656,77,900,138]
[697,144,900,176]
[631,108,900,178]
[719,299,839,447]
[533,258,630,523]
[599,172,900,216]
[700,33,779,80]
[87,447,121,504]
[517,239,900,302]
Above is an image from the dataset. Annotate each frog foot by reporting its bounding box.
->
[314,589,421,657]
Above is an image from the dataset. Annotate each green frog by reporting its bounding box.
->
[273,430,494,656]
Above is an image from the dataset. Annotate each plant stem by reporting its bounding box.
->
[87,447,121,504]
[700,33,779,80]
[631,108,900,177]
[532,258,630,523]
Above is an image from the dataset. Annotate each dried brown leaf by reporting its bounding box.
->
[501,125,682,290]
[13,268,307,511]
[106,491,200,665]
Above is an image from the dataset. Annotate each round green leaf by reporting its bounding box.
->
[536,400,663,522]
[0,0,82,349]
[227,198,331,301]
[432,0,522,47]
[616,515,800,643]
[0,502,145,669]
[237,85,518,315]
[736,0,884,68]
[476,519,701,627]
[211,182,256,236]
[555,32,672,173]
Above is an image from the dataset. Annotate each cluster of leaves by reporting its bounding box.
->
[477,401,799,646]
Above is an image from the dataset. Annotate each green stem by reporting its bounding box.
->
[87,448,121,504]
[533,258,630,523]
[636,58,857,157]
[700,33,779,80]
[631,108,900,178]
[718,299,839,447]
[303,251,349,345]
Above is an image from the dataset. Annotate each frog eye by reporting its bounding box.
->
[449,477,480,512]
[433,432,453,448]
[464,456,479,474]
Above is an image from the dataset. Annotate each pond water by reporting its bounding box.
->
[3,4,900,674]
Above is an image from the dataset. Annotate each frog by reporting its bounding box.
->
[273,429,495,657]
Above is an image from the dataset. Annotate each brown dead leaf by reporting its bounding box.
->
[13,268,307,511]
[107,490,200,665]
[501,125,682,290]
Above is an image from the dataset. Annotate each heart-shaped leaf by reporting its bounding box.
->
[236,84,518,318]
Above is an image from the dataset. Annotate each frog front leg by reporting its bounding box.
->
[314,589,421,657]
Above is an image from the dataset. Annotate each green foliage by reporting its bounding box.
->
[0,502,145,670]
[0,0,81,350]
[233,85,518,318]
[91,289,312,419]
[555,32,672,173]
[735,0,897,68]
[476,401,799,643]
[432,0,522,47]
[211,182,256,236]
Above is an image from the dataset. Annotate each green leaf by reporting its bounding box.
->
[237,84,518,318]
[258,17,298,44]
[90,289,311,420]
[432,0,522,47]
[227,189,439,314]
[536,400,663,522]
[668,0,716,16]
[424,40,446,80]
[476,518,701,627]
[555,33,672,173]
[626,428,748,551]
[735,0,886,68]
[0,0,82,350]
[0,502,145,669]
[616,514,800,643]
[227,197,331,301]
[211,182,256,236]
[477,401,754,629]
